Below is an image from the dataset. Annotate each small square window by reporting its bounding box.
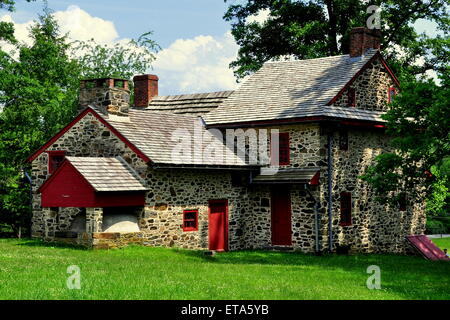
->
[47,151,66,174]
[347,88,356,107]
[388,87,397,103]
[398,193,407,211]
[183,210,198,231]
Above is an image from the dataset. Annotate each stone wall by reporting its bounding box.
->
[332,59,396,111]
[318,127,425,253]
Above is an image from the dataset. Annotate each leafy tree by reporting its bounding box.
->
[73,32,160,80]
[361,70,449,216]
[0,10,80,236]
[224,0,450,79]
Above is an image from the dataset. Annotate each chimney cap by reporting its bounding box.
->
[133,74,159,81]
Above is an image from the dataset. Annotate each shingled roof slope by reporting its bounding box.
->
[203,50,380,125]
[146,91,234,115]
[106,109,248,166]
[67,156,148,191]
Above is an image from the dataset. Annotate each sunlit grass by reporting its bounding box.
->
[0,238,448,300]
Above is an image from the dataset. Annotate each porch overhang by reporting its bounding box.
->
[39,157,148,208]
[251,167,320,185]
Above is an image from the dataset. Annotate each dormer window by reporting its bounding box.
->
[347,88,356,107]
[388,87,397,103]
[47,151,66,174]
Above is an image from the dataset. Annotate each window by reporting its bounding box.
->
[47,151,66,174]
[339,130,348,151]
[347,88,356,107]
[388,87,397,103]
[340,192,352,226]
[271,132,290,165]
[398,193,407,211]
[183,210,198,231]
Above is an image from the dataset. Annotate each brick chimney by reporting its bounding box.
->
[133,74,159,107]
[349,27,381,57]
[79,78,130,117]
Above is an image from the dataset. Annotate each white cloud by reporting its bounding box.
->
[0,5,239,95]
[53,5,119,44]
[153,32,239,94]
[247,9,271,25]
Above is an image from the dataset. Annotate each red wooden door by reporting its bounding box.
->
[271,188,292,245]
[208,200,228,251]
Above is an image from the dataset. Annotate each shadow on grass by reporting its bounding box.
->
[15,238,88,251]
[172,248,450,299]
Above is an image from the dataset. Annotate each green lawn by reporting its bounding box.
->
[0,238,449,300]
[432,237,450,252]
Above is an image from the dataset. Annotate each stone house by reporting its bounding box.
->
[27,27,425,252]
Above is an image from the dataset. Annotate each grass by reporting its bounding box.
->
[0,238,449,300]
[432,237,450,252]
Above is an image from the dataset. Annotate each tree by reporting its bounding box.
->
[73,32,160,80]
[224,0,450,79]
[0,7,160,235]
[361,70,449,216]
[0,10,80,235]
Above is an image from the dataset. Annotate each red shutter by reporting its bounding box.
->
[278,132,290,165]
[347,88,356,107]
[340,192,352,226]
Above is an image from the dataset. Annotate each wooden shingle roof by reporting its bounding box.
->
[106,110,249,167]
[146,91,234,115]
[203,50,382,125]
[66,156,148,191]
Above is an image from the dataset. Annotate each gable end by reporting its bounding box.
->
[27,107,151,163]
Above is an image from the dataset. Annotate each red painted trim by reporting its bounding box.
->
[209,116,386,129]
[277,132,290,166]
[182,209,199,232]
[339,121,385,129]
[208,199,229,251]
[209,116,328,129]
[388,86,397,103]
[27,107,151,163]
[309,171,320,186]
[38,159,94,193]
[327,52,400,106]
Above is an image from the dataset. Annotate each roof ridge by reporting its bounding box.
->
[152,90,234,100]
[264,49,378,65]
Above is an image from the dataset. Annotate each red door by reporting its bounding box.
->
[271,188,292,246]
[208,200,228,251]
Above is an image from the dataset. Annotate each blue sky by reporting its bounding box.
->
[12,0,231,48]
[2,1,442,95]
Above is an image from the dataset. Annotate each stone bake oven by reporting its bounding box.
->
[28,27,425,253]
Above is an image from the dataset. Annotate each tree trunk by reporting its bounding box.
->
[325,0,339,55]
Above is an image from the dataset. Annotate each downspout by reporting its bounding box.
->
[23,169,33,238]
[327,133,334,253]
[305,186,321,254]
